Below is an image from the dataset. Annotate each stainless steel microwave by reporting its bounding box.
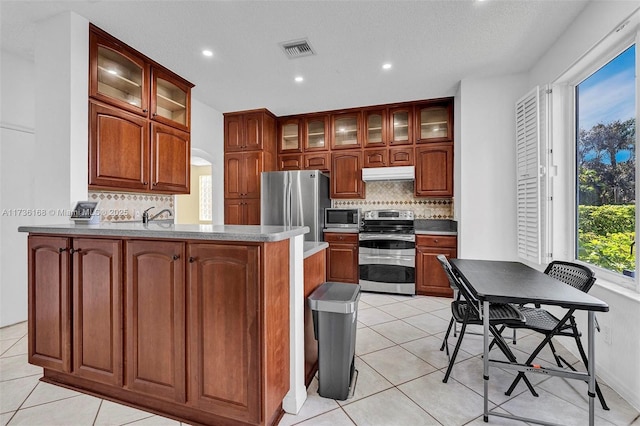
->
[325,208,361,228]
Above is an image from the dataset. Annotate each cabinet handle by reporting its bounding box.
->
[143,181,148,185]
[70,248,82,254]
[143,109,148,113]
[189,257,196,263]
[434,239,439,243]
[173,254,180,261]
[59,247,68,253]
[153,183,158,186]
[152,112,158,117]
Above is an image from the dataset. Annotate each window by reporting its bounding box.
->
[575,45,636,280]
[199,175,212,222]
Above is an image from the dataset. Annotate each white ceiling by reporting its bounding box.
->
[1,0,591,116]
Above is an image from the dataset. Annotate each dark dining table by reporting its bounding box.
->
[449,258,609,426]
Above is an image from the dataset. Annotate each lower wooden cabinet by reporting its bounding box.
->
[26,234,290,426]
[416,235,457,297]
[324,232,359,284]
[225,198,260,225]
[125,240,186,402]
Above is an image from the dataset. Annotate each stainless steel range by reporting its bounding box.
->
[359,210,415,295]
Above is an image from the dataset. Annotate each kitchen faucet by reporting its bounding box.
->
[142,207,173,224]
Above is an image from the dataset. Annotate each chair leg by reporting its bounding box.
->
[489,325,506,351]
[547,339,564,367]
[512,328,517,345]
[489,325,539,397]
[441,317,455,353]
[443,319,468,383]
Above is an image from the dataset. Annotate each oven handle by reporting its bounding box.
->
[359,233,415,242]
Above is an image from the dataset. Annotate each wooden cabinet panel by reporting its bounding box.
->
[89,101,149,191]
[415,143,453,197]
[243,152,263,199]
[151,67,191,132]
[331,151,363,199]
[150,123,190,194]
[278,117,302,153]
[28,236,71,373]
[363,108,387,147]
[304,115,329,151]
[304,153,330,171]
[244,113,264,150]
[72,238,123,385]
[325,233,358,284]
[224,198,260,225]
[416,234,456,297]
[303,250,326,385]
[224,115,244,152]
[224,152,263,199]
[331,112,361,150]
[244,198,261,225]
[125,240,186,402]
[187,244,260,423]
[364,149,388,168]
[279,154,302,171]
[389,147,414,166]
[415,99,453,143]
[389,106,413,145]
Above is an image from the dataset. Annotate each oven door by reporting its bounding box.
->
[358,233,415,294]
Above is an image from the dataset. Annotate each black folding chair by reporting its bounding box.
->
[501,261,609,410]
[437,255,536,394]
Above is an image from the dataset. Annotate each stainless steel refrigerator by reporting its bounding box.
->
[261,170,330,242]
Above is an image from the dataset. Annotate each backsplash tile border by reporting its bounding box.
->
[89,191,174,222]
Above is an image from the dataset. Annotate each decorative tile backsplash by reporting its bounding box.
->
[88,191,174,222]
[332,181,453,219]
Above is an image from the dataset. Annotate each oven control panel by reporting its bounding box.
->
[363,210,414,220]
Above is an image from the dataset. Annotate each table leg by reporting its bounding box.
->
[483,300,489,422]
[588,311,595,426]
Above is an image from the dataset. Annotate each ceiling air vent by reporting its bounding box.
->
[280,39,315,59]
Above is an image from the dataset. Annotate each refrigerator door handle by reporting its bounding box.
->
[285,178,292,227]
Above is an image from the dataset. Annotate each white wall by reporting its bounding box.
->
[0,52,36,327]
[190,98,224,224]
[457,73,528,260]
[526,1,640,410]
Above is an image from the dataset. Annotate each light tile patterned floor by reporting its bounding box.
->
[1,294,639,425]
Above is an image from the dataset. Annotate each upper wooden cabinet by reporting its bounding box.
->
[304,115,329,151]
[389,106,413,145]
[363,109,387,147]
[331,151,363,198]
[224,109,276,152]
[89,25,193,194]
[331,112,361,149]
[89,25,193,131]
[278,117,302,153]
[415,143,453,197]
[89,100,190,194]
[415,99,453,143]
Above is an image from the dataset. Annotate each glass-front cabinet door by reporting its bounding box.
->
[90,31,149,116]
[416,100,453,143]
[331,113,360,149]
[389,106,412,145]
[304,116,329,151]
[278,118,301,152]
[363,109,386,147]
[151,68,191,131]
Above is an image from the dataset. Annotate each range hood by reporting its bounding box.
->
[362,166,415,181]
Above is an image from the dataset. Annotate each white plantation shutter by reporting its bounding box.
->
[516,86,549,264]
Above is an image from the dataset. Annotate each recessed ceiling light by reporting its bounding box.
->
[202,49,213,57]
[295,76,304,83]
[382,63,392,70]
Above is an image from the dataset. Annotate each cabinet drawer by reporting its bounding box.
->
[416,235,456,248]
[324,232,358,243]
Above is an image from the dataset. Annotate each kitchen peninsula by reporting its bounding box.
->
[18,222,310,426]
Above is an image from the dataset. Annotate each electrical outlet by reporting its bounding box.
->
[602,325,612,345]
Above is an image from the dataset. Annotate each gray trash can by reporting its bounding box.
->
[308,282,361,400]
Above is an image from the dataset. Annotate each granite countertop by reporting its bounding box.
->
[414,219,457,235]
[18,222,309,243]
[303,241,329,258]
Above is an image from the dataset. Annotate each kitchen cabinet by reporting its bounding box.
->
[89,25,193,194]
[28,236,123,385]
[415,99,453,143]
[304,152,330,172]
[25,231,290,426]
[389,146,414,166]
[224,109,276,224]
[331,112,361,149]
[324,232,359,284]
[363,108,387,147]
[331,151,364,199]
[364,149,388,168]
[278,117,302,153]
[224,198,260,225]
[224,110,276,152]
[416,235,457,297]
[72,238,123,386]
[89,101,190,194]
[415,143,453,197]
[304,115,329,151]
[389,106,413,145]
[278,154,303,171]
